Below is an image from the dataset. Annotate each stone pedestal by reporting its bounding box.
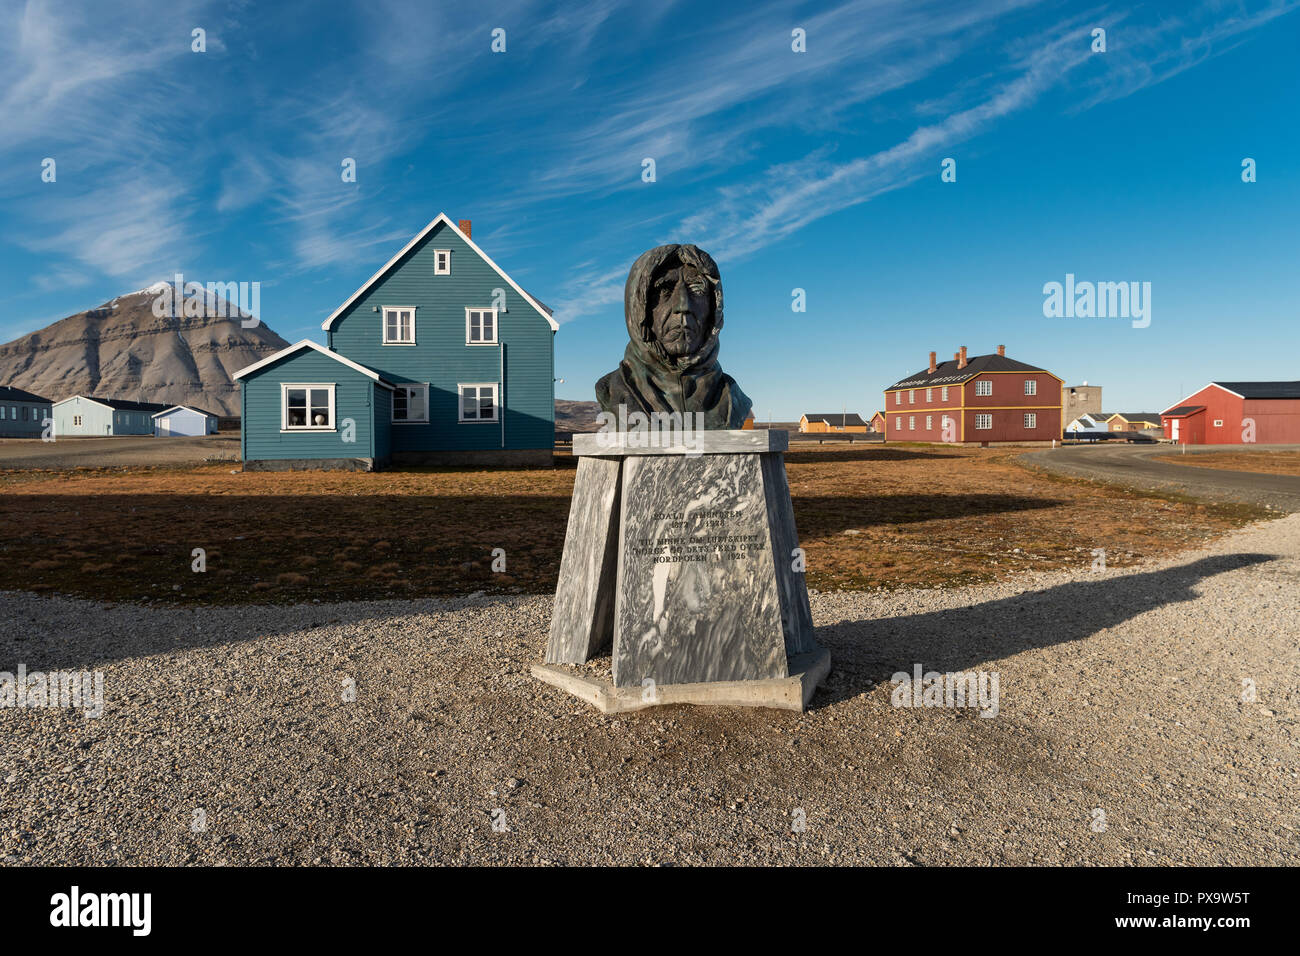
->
[538,430,828,711]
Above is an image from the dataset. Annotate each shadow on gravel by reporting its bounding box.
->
[810,551,1277,708]
[0,593,536,670]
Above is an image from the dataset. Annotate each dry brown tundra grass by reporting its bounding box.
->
[0,445,1268,605]
[1153,450,1300,476]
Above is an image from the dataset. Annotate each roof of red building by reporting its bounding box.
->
[887,353,1052,390]
[1213,381,1300,399]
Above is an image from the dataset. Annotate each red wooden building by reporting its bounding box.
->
[883,345,1063,444]
[1161,381,1300,444]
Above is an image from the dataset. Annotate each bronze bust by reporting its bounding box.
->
[596,244,753,430]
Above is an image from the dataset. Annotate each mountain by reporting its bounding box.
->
[0,286,290,416]
[555,398,603,433]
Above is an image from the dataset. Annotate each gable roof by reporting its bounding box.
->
[320,213,558,332]
[151,404,221,419]
[1067,414,1106,427]
[0,385,53,403]
[1212,380,1300,400]
[52,395,171,412]
[1109,412,1162,423]
[801,412,867,426]
[886,352,1057,390]
[231,339,396,389]
[1162,380,1300,414]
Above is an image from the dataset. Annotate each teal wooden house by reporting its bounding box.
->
[234,215,557,470]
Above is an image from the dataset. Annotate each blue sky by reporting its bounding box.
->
[2,0,1297,417]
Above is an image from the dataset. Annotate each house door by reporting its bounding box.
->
[160,418,170,436]
[1171,418,1180,440]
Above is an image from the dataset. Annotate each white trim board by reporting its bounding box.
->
[52,394,114,411]
[320,213,558,332]
[150,405,217,420]
[231,339,395,389]
[1160,382,1242,414]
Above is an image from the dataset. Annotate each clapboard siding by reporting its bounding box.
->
[372,386,391,461]
[54,397,117,436]
[240,349,379,461]
[154,407,217,437]
[327,219,554,452]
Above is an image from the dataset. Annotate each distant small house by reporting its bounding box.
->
[868,411,886,433]
[741,413,755,430]
[53,395,171,437]
[1106,412,1161,433]
[799,412,868,433]
[152,405,220,437]
[0,385,54,438]
[1065,413,1109,437]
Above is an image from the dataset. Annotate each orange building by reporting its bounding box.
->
[799,412,868,433]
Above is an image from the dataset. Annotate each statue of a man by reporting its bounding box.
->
[596,244,753,429]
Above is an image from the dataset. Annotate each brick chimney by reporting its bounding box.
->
[457,219,472,239]
[958,345,968,370]
[928,351,937,374]
[997,344,1006,356]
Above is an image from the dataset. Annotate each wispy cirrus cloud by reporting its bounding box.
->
[548,0,1298,318]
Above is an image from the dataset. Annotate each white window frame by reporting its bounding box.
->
[392,383,430,424]
[73,415,82,426]
[895,392,901,406]
[433,249,451,275]
[975,413,993,430]
[926,415,933,430]
[941,386,949,401]
[1023,412,1037,428]
[281,383,337,431]
[925,388,933,402]
[465,308,498,346]
[458,383,499,423]
[1024,379,1037,396]
[908,415,915,430]
[909,390,915,404]
[1213,419,1224,427]
[975,379,993,397]
[382,306,417,345]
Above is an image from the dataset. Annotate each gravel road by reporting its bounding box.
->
[0,435,240,470]
[1027,443,1300,512]
[1,515,1296,866]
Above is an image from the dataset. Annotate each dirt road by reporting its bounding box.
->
[1027,443,1300,512]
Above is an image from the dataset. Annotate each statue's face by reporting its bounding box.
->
[648,262,712,358]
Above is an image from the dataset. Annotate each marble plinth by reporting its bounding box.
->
[543,430,827,711]
[531,648,831,714]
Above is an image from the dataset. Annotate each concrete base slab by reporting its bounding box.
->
[531,647,831,714]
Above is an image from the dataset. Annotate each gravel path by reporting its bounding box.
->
[1,514,1296,866]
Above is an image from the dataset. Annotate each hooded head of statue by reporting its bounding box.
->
[595,244,752,430]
